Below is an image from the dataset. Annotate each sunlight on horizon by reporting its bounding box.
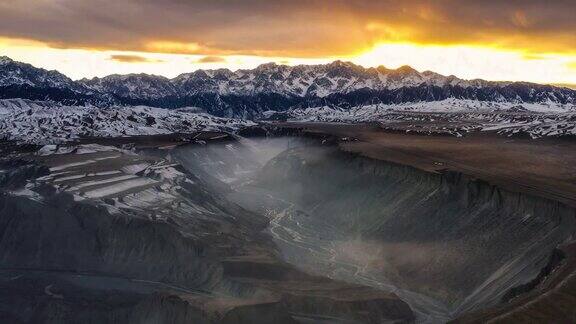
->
[1,37,575,86]
[351,43,576,84]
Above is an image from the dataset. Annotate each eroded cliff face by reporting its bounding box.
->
[175,137,576,322]
[1,132,574,323]
[0,140,415,324]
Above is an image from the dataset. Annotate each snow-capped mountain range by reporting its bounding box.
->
[1,56,575,118]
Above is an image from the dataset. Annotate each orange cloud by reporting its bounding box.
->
[512,11,530,28]
[192,56,226,63]
[108,54,164,63]
[0,1,574,57]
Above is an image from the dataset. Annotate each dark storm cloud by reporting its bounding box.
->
[0,0,575,56]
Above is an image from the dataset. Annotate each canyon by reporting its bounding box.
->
[1,124,575,323]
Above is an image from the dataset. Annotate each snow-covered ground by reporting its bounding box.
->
[285,99,576,138]
[289,98,574,119]
[1,97,575,143]
[0,99,255,144]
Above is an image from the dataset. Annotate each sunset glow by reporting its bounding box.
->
[0,0,575,85]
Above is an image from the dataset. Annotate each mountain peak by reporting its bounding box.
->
[395,65,418,74]
[255,62,279,71]
[0,56,14,65]
[330,60,354,65]
[106,73,168,80]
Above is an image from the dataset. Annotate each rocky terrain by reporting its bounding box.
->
[174,133,576,322]
[0,123,576,323]
[0,135,417,324]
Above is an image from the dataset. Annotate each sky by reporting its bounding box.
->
[0,0,575,85]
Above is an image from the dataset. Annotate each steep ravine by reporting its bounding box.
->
[0,139,416,324]
[1,133,574,323]
[174,137,576,322]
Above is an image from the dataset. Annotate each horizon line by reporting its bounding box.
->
[2,55,574,89]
